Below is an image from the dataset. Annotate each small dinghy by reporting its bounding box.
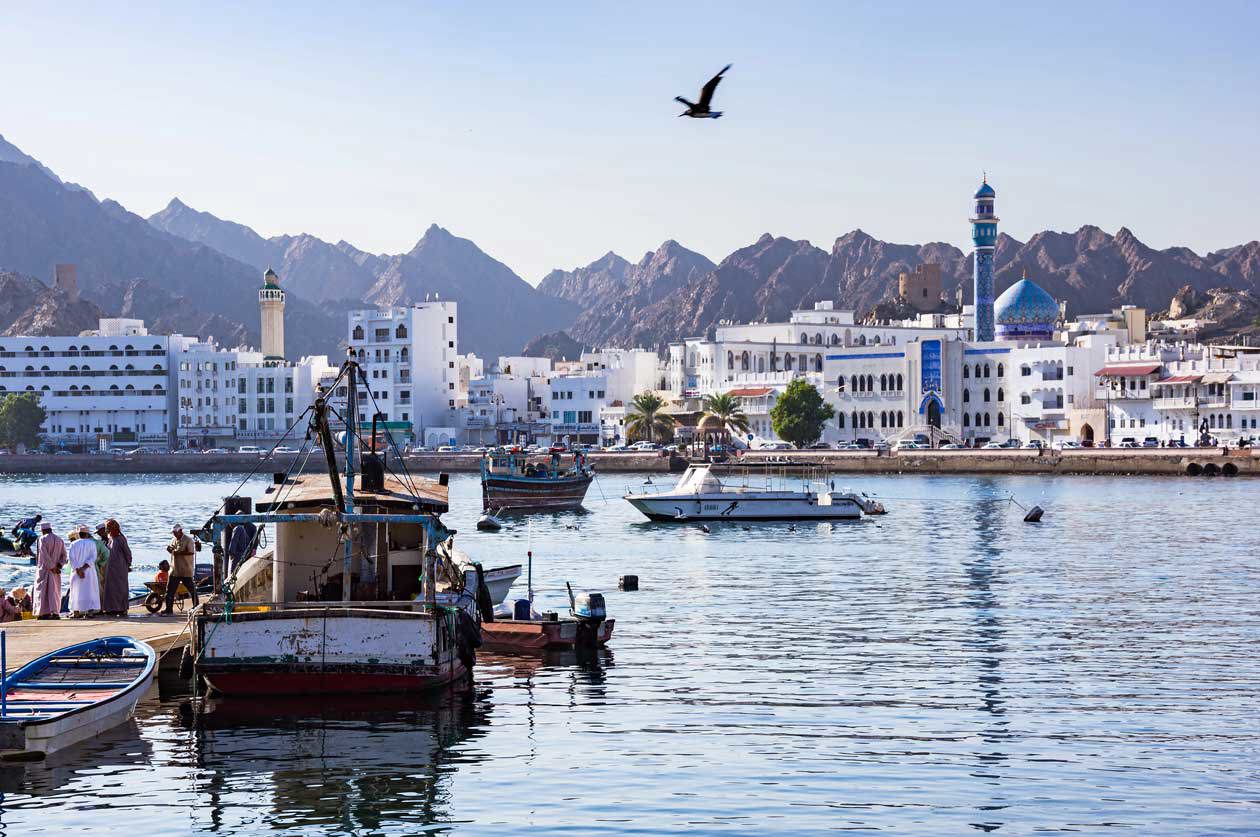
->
[477,509,505,531]
[0,636,156,757]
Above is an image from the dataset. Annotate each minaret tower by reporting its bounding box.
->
[259,266,286,361]
[970,177,999,341]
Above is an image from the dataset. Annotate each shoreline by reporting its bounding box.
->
[1,448,1255,476]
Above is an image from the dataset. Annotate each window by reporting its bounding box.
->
[578,410,593,423]
[1021,365,1031,377]
[963,365,969,379]
[837,377,846,393]
[1066,366,1073,376]
[597,390,605,398]
[880,374,887,391]
[837,413,845,429]
[983,388,990,402]
[448,341,454,348]
[983,413,991,426]
[880,412,887,428]
[352,325,364,340]
[396,324,407,339]
[963,413,970,427]
[1020,394,1031,405]
[448,316,454,324]
[997,413,1004,426]
[974,364,982,378]
[963,390,970,403]
[983,364,990,377]
[897,411,904,427]
[997,363,1004,377]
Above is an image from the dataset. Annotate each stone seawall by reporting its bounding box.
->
[0,451,673,475]
[713,448,1260,477]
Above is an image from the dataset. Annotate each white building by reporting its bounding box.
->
[549,372,607,443]
[347,302,459,446]
[0,319,179,450]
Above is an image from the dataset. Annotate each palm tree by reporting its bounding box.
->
[702,392,750,436]
[625,392,675,444]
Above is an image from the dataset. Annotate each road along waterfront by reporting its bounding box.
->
[0,470,1257,834]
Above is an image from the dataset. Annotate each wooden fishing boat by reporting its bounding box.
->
[482,616,615,650]
[193,360,489,697]
[0,636,156,756]
[480,449,594,512]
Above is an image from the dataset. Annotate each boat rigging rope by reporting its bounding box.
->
[353,366,426,499]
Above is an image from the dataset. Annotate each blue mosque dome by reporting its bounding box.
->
[994,276,1058,339]
[974,180,996,199]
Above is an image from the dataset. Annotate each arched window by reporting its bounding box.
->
[963,390,970,403]
[125,384,135,390]
[110,365,118,371]
[1227,414,1233,428]
[741,352,750,371]
[785,354,794,370]
[974,363,982,378]
[975,412,983,427]
[152,344,162,351]
[123,344,133,352]
[898,410,904,427]
[983,388,991,402]
[859,335,867,346]
[963,413,970,427]
[837,412,845,429]
[850,375,858,393]
[830,334,839,345]
[757,356,765,373]
[997,388,1004,402]
[800,334,809,344]
[896,374,904,390]
[984,363,991,377]
[867,412,875,428]
[154,364,162,370]
[125,363,134,370]
[997,363,1004,377]
[858,411,865,429]
[69,384,77,391]
[866,375,875,391]
[963,365,970,379]
[814,354,822,372]
[110,384,120,391]
[837,376,846,393]
[880,412,887,428]
[727,351,734,367]
[983,413,991,426]
[880,374,887,392]
[997,413,1004,426]
[395,324,407,339]
[852,410,859,428]
[799,353,807,370]
[353,325,364,340]
[814,333,822,345]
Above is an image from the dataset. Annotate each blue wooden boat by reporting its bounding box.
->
[0,636,156,756]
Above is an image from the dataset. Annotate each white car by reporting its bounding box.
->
[981,441,1005,449]
[629,441,660,451]
[437,445,457,452]
[758,442,792,451]
[940,443,963,449]
[893,440,924,451]
[273,446,301,454]
[237,445,262,455]
[1055,440,1082,450]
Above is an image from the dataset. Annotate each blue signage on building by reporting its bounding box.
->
[921,339,941,394]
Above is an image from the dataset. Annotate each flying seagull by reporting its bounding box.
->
[675,64,731,119]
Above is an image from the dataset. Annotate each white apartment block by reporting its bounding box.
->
[347,302,459,445]
[0,320,178,449]
[549,372,607,443]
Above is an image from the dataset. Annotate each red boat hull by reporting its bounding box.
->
[200,662,469,696]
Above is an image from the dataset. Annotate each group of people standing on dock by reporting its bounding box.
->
[4,519,134,620]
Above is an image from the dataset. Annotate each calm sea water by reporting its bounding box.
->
[0,470,1258,835]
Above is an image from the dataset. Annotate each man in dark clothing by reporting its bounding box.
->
[226,521,258,574]
[162,524,199,615]
[11,514,42,555]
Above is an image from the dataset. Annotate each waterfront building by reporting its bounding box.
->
[0,319,180,450]
[463,365,552,446]
[971,178,999,341]
[549,372,607,444]
[346,301,459,446]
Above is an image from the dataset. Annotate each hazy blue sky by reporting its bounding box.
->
[4,1,1257,281]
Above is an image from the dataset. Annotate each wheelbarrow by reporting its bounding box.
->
[143,579,195,614]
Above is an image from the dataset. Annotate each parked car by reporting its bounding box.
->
[1117,437,1140,448]
[237,445,262,455]
[1142,437,1160,447]
[1166,439,1188,448]
[629,441,660,451]
[437,445,457,452]
[807,442,832,450]
[204,448,229,454]
[1024,440,1044,449]
[981,441,1006,449]
[893,440,924,451]
[273,446,301,454]
[757,442,792,451]
[1055,440,1082,450]
[940,443,963,449]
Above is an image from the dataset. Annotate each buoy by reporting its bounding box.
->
[1023,505,1044,523]
[619,574,639,592]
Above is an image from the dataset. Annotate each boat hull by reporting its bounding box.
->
[195,607,472,697]
[482,618,615,650]
[482,473,593,512]
[625,494,863,521]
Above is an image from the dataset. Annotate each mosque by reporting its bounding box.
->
[821,178,1126,447]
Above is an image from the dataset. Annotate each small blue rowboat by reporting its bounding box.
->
[0,635,156,756]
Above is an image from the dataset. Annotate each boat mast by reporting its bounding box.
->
[342,359,358,601]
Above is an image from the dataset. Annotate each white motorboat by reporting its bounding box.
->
[624,464,884,522]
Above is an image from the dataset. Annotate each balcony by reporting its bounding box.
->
[1153,396,1196,410]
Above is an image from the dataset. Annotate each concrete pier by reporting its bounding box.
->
[1,610,190,670]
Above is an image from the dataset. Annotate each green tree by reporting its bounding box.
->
[769,379,834,448]
[701,392,750,435]
[0,393,46,450]
[625,392,675,444]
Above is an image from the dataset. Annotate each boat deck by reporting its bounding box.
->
[1,609,188,670]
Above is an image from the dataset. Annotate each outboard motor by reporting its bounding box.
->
[571,591,607,651]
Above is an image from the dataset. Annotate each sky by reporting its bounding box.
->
[3,1,1258,282]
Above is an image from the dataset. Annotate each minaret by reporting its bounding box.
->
[259,266,285,361]
[970,177,999,341]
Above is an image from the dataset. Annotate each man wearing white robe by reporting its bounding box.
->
[68,524,101,617]
[33,522,67,619]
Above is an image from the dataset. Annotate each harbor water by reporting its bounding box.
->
[0,470,1257,834]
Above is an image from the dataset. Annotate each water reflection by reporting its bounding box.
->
[190,688,490,833]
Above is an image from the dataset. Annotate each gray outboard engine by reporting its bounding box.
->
[571,591,606,651]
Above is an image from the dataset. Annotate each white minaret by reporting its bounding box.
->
[259,266,286,361]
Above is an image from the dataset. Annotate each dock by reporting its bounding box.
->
[2,609,191,671]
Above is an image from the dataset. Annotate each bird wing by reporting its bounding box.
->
[697,64,731,107]
[674,96,695,108]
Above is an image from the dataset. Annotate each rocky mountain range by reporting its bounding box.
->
[147,200,580,358]
[534,226,1260,352]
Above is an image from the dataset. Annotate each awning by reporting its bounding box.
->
[1094,363,1161,377]
[1152,374,1202,386]
[1201,372,1234,384]
[728,387,774,397]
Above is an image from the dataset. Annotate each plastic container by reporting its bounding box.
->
[512,598,532,620]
